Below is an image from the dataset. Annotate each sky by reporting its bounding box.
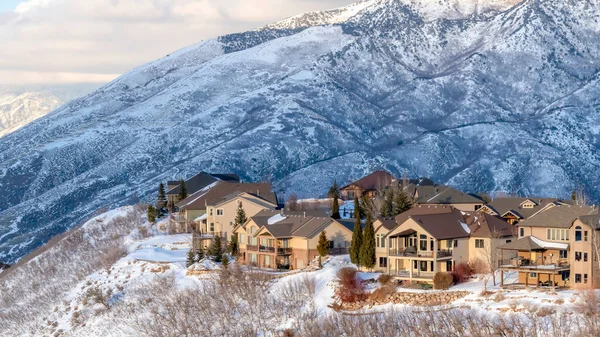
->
[0,0,356,88]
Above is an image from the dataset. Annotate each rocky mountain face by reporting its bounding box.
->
[1,0,599,263]
[0,92,62,136]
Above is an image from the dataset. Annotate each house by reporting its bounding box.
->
[478,197,563,225]
[166,172,240,205]
[373,205,456,272]
[498,205,598,290]
[172,182,276,234]
[193,191,278,250]
[340,171,397,200]
[408,184,484,212]
[235,210,353,270]
[464,212,516,266]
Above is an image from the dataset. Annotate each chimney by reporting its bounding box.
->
[257,189,260,196]
[303,211,306,218]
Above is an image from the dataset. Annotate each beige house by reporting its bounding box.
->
[340,171,396,200]
[478,197,563,225]
[499,205,598,290]
[407,185,484,212]
[236,210,353,270]
[166,172,240,205]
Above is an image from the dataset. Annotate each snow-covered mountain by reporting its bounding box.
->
[1,0,600,263]
[0,92,62,136]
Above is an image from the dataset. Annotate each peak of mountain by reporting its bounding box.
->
[1,0,600,264]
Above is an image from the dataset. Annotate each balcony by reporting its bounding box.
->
[247,245,259,251]
[499,258,570,271]
[277,247,293,255]
[390,269,434,280]
[193,231,224,239]
[260,246,275,253]
[389,248,453,258]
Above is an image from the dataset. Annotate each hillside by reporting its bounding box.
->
[1,0,600,263]
[0,92,62,136]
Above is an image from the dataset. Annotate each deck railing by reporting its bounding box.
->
[389,249,452,258]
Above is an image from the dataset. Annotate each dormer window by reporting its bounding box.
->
[520,199,537,209]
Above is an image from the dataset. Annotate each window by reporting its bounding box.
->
[329,240,334,249]
[559,250,568,259]
[454,240,458,248]
[419,235,428,251]
[209,209,213,216]
[430,261,434,271]
[379,257,387,268]
[216,209,223,216]
[430,240,434,251]
[240,234,246,244]
[584,274,588,284]
[547,229,569,241]
[265,255,270,267]
[575,274,582,283]
[584,231,589,242]
[584,252,588,262]
[506,240,512,243]
[520,228,524,237]
[575,226,582,241]
[376,234,385,248]
[475,239,485,249]
[530,272,537,278]
[446,239,453,249]
[419,261,427,271]
[251,254,257,263]
[475,205,482,211]
[209,223,214,232]
[446,261,453,272]
[575,252,582,261]
[413,260,417,269]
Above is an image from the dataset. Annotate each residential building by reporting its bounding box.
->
[166,172,240,205]
[478,197,563,225]
[235,210,353,270]
[498,205,598,290]
[407,184,484,212]
[340,171,396,200]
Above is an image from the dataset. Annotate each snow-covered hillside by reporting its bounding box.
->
[1,0,600,263]
[0,92,62,136]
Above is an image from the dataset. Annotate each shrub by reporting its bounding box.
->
[433,272,453,290]
[469,258,488,274]
[335,267,365,303]
[493,292,506,302]
[377,274,393,286]
[370,284,396,301]
[452,262,473,284]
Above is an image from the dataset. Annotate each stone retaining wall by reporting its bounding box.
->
[341,291,470,310]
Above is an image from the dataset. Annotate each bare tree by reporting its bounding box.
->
[476,229,505,290]
[286,193,298,211]
[573,185,590,206]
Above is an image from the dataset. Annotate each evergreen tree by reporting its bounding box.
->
[228,233,239,256]
[234,202,248,226]
[147,205,157,223]
[222,254,229,268]
[393,188,412,215]
[156,182,167,213]
[196,248,204,261]
[317,231,330,257]
[360,213,376,270]
[328,180,341,219]
[209,236,224,262]
[380,189,394,217]
[186,249,195,267]
[349,195,363,266]
[177,179,188,201]
[318,255,322,269]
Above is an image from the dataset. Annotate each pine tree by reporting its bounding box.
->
[318,255,322,269]
[317,231,330,257]
[147,205,157,223]
[209,236,224,262]
[177,179,188,201]
[234,202,248,226]
[360,213,376,270]
[186,249,195,267]
[393,188,412,215]
[222,254,229,268]
[349,195,363,266]
[329,180,341,219]
[380,189,394,217]
[196,248,204,261]
[228,233,239,256]
[156,182,167,213]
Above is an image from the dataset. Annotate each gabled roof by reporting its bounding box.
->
[249,209,350,239]
[341,170,396,191]
[465,212,514,238]
[499,236,569,251]
[167,172,240,196]
[177,182,275,210]
[407,209,471,240]
[413,185,483,205]
[578,214,600,230]
[392,205,455,231]
[517,205,598,229]
[211,191,277,209]
[374,218,396,233]
[482,197,560,220]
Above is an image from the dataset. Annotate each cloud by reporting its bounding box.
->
[0,0,356,86]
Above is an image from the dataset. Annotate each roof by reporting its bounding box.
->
[167,172,240,196]
[499,236,569,251]
[393,205,455,230]
[337,218,360,232]
[413,185,483,205]
[177,182,276,210]
[465,212,514,238]
[578,214,600,230]
[341,170,396,191]
[374,218,396,232]
[517,205,598,229]
[482,197,560,219]
[406,209,471,240]
[249,209,350,239]
[211,192,277,209]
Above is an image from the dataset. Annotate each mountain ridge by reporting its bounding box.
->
[1,0,599,263]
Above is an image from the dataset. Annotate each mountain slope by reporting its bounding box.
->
[0,92,62,136]
[1,0,600,263]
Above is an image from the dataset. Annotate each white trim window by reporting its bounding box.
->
[216,209,224,216]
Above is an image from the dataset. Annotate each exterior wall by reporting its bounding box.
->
[570,220,595,289]
[206,196,275,243]
[306,221,352,251]
[451,237,470,265]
